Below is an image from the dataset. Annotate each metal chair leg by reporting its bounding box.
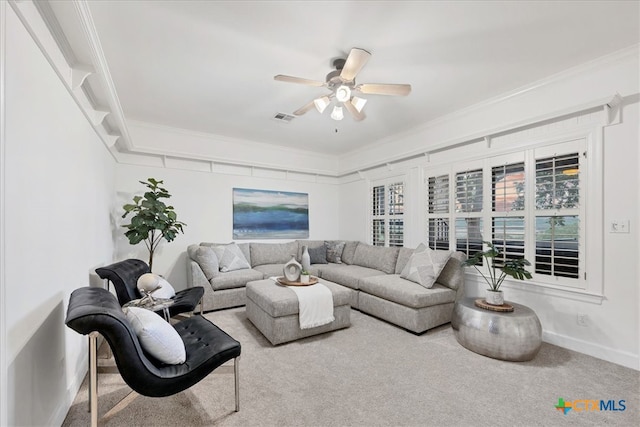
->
[88,332,99,427]
[234,356,240,412]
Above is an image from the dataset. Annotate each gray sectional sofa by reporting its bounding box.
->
[186,240,466,334]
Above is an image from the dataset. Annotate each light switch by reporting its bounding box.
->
[610,220,630,233]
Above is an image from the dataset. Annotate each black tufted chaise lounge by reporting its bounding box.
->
[65,286,241,427]
[96,258,205,318]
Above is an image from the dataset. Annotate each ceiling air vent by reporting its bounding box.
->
[273,112,295,123]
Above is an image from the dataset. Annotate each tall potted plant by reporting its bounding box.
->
[462,241,532,306]
[122,178,186,271]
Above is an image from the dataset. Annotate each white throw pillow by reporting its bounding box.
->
[125,306,186,365]
[400,243,452,288]
[212,243,251,272]
[152,276,176,299]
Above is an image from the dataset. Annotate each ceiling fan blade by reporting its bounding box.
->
[340,48,371,81]
[293,100,316,116]
[344,99,366,121]
[274,75,325,87]
[356,83,412,96]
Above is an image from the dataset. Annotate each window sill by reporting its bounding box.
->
[464,272,605,305]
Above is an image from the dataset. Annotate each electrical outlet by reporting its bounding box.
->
[577,313,589,327]
[610,220,630,233]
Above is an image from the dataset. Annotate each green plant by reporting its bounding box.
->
[122,178,186,271]
[301,269,310,276]
[462,241,532,291]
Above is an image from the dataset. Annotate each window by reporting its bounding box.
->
[534,152,580,279]
[424,137,590,292]
[491,162,525,266]
[455,169,483,259]
[371,180,404,247]
[427,175,449,250]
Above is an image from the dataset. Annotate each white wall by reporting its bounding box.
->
[3,7,115,426]
[338,57,640,369]
[114,162,341,289]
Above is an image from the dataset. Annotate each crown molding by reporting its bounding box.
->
[8,0,119,162]
[125,119,340,177]
[340,44,640,162]
[340,44,640,175]
[72,0,133,151]
[338,93,625,176]
[127,119,337,163]
[32,0,77,66]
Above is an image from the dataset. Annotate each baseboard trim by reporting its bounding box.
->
[543,330,639,371]
[49,344,89,426]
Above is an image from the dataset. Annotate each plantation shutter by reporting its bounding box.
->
[427,174,450,250]
[371,181,404,247]
[455,169,483,258]
[491,162,525,266]
[534,153,580,279]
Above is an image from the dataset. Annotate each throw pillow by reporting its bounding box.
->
[125,306,186,365]
[152,276,176,299]
[213,243,251,272]
[308,245,328,264]
[195,246,220,280]
[400,243,452,289]
[325,241,346,263]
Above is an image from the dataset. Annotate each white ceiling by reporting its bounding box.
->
[50,1,639,156]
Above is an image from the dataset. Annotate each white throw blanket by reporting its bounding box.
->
[271,277,335,329]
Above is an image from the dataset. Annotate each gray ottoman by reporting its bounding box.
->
[246,278,351,345]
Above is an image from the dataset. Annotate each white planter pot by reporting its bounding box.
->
[486,290,504,306]
[301,275,310,284]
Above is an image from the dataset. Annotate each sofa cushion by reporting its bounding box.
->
[352,244,399,274]
[201,242,251,266]
[209,269,264,291]
[308,245,328,264]
[195,246,220,280]
[400,244,452,289]
[250,241,299,266]
[211,243,251,272]
[437,251,467,291]
[325,241,346,264]
[296,240,325,261]
[395,247,415,274]
[359,274,457,309]
[254,264,322,279]
[341,241,359,265]
[319,264,387,290]
[187,244,200,261]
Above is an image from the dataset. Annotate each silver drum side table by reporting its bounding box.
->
[451,297,542,362]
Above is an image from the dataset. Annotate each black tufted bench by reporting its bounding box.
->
[65,286,241,426]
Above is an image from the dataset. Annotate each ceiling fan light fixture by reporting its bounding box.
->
[330,106,344,121]
[351,96,367,113]
[313,96,331,114]
[335,85,351,103]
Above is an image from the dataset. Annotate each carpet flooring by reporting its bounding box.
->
[62,308,639,426]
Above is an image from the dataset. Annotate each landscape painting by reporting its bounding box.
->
[233,188,309,239]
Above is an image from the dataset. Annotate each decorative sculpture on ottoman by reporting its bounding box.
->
[283,255,302,282]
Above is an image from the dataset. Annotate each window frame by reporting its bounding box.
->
[423,128,603,300]
[370,177,405,248]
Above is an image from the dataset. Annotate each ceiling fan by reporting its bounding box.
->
[274,48,411,122]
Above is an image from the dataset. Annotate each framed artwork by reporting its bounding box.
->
[233,188,309,239]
